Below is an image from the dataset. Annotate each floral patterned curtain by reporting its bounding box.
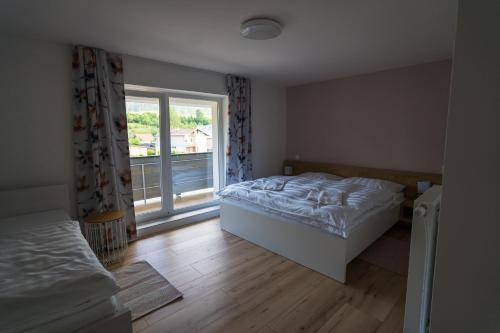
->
[225,75,253,185]
[72,46,137,241]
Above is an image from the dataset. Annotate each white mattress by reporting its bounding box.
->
[218,175,404,238]
[0,210,120,333]
[221,196,401,239]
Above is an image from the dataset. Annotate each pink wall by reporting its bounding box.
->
[286,60,452,173]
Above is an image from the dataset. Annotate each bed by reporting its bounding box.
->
[0,185,132,333]
[219,161,442,283]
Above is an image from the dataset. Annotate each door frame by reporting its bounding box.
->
[166,91,225,215]
[125,85,227,223]
[125,90,171,223]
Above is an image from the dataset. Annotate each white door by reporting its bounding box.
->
[125,88,225,223]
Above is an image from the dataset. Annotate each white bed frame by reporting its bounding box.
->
[220,160,442,283]
[0,184,71,219]
[220,199,400,283]
[0,185,132,333]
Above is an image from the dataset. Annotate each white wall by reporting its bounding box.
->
[0,37,75,213]
[0,38,286,214]
[430,1,500,332]
[123,55,226,95]
[251,79,286,178]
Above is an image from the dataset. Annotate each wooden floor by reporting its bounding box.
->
[115,218,407,333]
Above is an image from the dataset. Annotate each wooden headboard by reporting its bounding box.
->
[284,160,442,199]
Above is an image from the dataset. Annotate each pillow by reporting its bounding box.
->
[299,172,344,181]
[345,177,405,193]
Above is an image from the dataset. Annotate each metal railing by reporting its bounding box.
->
[130,152,214,205]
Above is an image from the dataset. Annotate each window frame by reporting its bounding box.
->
[125,85,226,224]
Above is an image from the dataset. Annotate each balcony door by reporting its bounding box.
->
[125,89,224,222]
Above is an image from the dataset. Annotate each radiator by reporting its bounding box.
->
[404,185,442,333]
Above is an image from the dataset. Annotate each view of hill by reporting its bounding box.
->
[125,100,213,157]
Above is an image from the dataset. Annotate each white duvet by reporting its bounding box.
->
[0,211,119,333]
[218,175,404,238]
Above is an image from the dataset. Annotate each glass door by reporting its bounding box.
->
[126,95,166,219]
[126,88,223,222]
[168,95,221,212]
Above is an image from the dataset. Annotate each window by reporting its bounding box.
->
[125,86,225,222]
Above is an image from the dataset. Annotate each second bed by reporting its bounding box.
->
[218,170,407,283]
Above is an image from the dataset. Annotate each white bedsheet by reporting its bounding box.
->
[0,211,120,333]
[218,175,404,238]
[23,296,118,333]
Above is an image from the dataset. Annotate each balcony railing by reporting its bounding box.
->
[130,152,214,205]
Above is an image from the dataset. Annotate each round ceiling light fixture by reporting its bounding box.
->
[240,18,282,40]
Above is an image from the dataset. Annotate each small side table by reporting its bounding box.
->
[84,210,128,266]
[400,199,415,223]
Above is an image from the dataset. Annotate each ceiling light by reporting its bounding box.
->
[240,18,282,40]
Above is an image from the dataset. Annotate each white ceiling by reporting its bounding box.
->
[0,0,458,85]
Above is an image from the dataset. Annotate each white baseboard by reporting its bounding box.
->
[137,206,220,238]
